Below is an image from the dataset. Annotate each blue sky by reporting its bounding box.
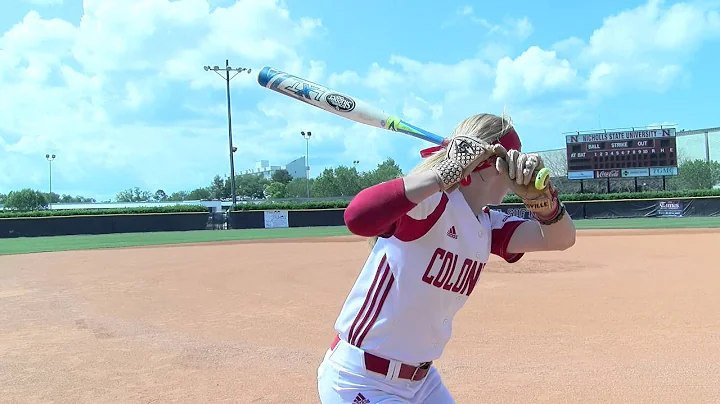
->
[1,0,719,201]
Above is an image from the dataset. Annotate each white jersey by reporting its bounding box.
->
[334,190,527,365]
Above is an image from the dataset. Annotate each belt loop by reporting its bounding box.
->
[385,359,400,381]
[411,365,420,381]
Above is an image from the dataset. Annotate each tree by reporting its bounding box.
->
[335,166,364,196]
[537,149,568,176]
[209,175,229,200]
[58,194,96,203]
[285,178,313,198]
[4,189,48,211]
[264,182,287,199]
[187,187,211,200]
[271,169,293,185]
[154,189,168,201]
[312,168,342,197]
[236,174,270,199]
[42,192,60,204]
[670,159,720,190]
[311,166,364,197]
[0,193,6,204]
[361,158,404,188]
[116,187,153,202]
[169,190,190,201]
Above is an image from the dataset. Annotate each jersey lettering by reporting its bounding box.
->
[421,247,485,296]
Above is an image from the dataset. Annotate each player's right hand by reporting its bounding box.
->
[494,145,560,220]
[430,136,495,191]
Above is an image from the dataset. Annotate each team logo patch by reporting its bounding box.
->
[446,226,458,239]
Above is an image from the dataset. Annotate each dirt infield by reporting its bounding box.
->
[1,229,719,403]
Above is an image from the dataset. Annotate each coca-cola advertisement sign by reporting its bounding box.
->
[595,169,621,178]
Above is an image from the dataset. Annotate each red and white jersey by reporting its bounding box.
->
[334,190,527,365]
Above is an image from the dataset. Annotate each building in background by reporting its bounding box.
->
[284,157,306,180]
[239,157,307,180]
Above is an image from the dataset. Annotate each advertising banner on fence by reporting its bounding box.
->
[650,167,678,176]
[264,210,289,228]
[657,200,684,217]
[595,169,621,178]
[621,168,650,178]
[568,170,594,180]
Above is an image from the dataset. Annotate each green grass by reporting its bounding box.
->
[1,217,719,256]
[574,216,720,229]
[0,226,352,256]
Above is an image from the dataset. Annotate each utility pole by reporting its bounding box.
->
[45,153,56,209]
[301,131,312,198]
[203,60,252,209]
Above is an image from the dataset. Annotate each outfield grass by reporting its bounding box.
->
[1,217,719,256]
[0,226,352,256]
[573,216,720,229]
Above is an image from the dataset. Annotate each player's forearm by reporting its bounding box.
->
[537,207,576,250]
[402,170,443,204]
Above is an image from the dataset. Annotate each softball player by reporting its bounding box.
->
[317,113,577,403]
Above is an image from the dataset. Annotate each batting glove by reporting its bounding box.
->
[431,136,495,191]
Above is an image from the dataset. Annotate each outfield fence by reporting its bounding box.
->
[227,196,720,230]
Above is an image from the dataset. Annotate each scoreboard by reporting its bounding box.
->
[565,128,678,180]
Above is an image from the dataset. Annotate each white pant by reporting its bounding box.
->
[316,337,455,403]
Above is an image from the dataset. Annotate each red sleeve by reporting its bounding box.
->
[343,178,417,237]
[491,221,525,263]
[485,207,527,263]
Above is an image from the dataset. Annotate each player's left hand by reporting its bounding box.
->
[493,146,560,220]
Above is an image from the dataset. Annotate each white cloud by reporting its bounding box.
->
[340,55,495,108]
[0,0,326,198]
[401,95,444,124]
[576,0,720,94]
[581,0,720,61]
[458,5,474,16]
[454,5,534,40]
[551,36,584,56]
[493,46,578,101]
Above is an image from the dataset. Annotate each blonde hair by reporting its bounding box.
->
[367,112,515,248]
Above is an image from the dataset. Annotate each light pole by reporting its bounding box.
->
[301,131,312,198]
[353,160,359,168]
[203,60,252,209]
[45,153,56,208]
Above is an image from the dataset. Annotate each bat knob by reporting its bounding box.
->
[534,167,552,190]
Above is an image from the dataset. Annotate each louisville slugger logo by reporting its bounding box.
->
[325,93,355,112]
